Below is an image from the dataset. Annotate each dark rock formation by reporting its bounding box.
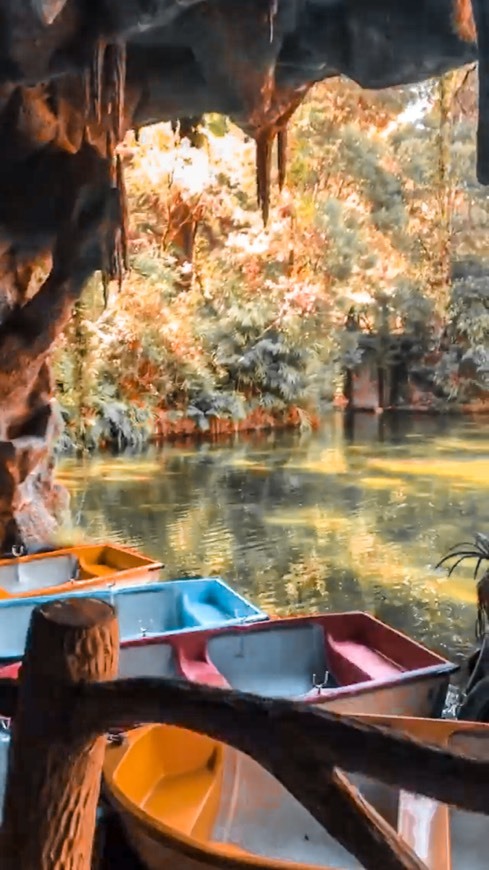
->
[0,0,480,551]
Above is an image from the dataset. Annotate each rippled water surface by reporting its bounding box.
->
[57,413,489,662]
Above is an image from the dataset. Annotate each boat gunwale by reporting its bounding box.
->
[0,543,162,572]
[205,610,453,665]
[304,661,456,706]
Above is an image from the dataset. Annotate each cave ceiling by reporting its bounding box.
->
[0,0,480,252]
[0,1,479,148]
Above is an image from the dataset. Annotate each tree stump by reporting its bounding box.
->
[1,597,119,869]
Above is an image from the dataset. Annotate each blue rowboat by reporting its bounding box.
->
[0,578,267,661]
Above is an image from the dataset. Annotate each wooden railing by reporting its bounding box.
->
[0,598,488,869]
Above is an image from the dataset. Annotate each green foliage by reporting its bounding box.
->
[202,299,318,411]
[53,71,489,450]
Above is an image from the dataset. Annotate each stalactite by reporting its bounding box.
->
[105,42,127,142]
[85,38,106,126]
[268,0,278,43]
[100,133,121,298]
[255,131,274,225]
[101,271,110,308]
[277,126,287,190]
[102,139,128,293]
[84,40,128,296]
[471,0,489,183]
[84,40,126,142]
[116,153,129,272]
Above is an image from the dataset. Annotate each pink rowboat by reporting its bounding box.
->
[0,611,456,718]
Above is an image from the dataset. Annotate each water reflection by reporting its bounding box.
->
[57,413,489,662]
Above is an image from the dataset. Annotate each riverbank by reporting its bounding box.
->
[57,402,323,452]
[153,405,321,440]
[57,388,489,453]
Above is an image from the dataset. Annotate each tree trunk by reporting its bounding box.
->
[1,598,119,869]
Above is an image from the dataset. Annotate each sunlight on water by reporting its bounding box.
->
[367,457,489,484]
[57,414,489,662]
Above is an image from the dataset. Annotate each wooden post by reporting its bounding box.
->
[1,598,119,870]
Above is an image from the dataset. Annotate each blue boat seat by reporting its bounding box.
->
[208,623,328,699]
[181,595,229,628]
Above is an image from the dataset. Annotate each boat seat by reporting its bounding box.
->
[143,767,217,834]
[113,727,221,838]
[326,636,402,684]
[178,650,231,688]
[0,662,20,680]
[77,557,113,579]
[180,594,229,628]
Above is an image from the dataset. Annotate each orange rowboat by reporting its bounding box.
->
[103,715,489,870]
[0,543,162,599]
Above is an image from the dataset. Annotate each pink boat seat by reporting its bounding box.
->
[178,653,231,689]
[327,636,403,685]
[0,662,20,680]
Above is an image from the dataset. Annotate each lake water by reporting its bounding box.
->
[57,413,489,663]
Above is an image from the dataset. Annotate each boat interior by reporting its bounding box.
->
[119,642,182,679]
[0,579,265,663]
[0,545,160,597]
[0,554,79,595]
[0,584,177,662]
[115,578,264,641]
[171,612,451,699]
[104,718,489,870]
[105,724,360,868]
[446,730,488,870]
[112,610,454,696]
[207,623,338,697]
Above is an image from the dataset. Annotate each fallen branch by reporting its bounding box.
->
[71,677,489,817]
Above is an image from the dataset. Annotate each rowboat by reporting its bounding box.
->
[103,715,489,870]
[114,612,456,717]
[0,578,268,662]
[0,544,162,600]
